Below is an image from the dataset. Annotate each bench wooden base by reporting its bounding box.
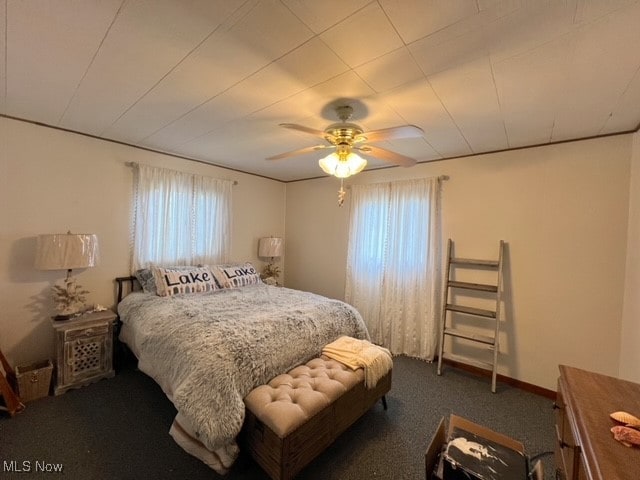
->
[242,368,391,480]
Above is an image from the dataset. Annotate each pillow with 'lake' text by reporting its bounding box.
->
[152,266,219,296]
[212,262,262,288]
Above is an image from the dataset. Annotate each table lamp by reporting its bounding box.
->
[258,237,283,285]
[35,232,99,320]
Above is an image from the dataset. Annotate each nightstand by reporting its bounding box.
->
[51,310,117,395]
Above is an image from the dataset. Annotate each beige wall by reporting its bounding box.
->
[285,135,632,390]
[0,117,285,366]
[1,114,634,391]
[620,130,640,383]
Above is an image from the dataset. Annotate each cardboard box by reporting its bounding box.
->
[425,415,542,480]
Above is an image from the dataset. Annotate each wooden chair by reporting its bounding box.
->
[0,348,25,417]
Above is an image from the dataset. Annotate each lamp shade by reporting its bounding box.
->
[258,237,283,259]
[35,233,99,270]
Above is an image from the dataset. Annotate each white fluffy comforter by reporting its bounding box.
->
[118,284,369,472]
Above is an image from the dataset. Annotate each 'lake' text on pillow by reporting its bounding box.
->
[152,266,219,296]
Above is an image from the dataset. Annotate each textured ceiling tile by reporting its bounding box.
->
[354,97,410,131]
[477,0,507,9]
[4,0,122,124]
[493,36,575,148]
[179,122,257,161]
[251,90,331,127]
[428,56,508,153]
[552,4,640,140]
[147,52,337,151]
[101,40,255,144]
[407,0,522,50]
[225,65,312,115]
[382,80,472,157]
[179,117,320,180]
[320,2,404,68]
[59,0,248,135]
[573,0,639,23]
[106,35,342,144]
[214,0,314,65]
[103,1,290,143]
[282,0,370,33]
[486,1,577,64]
[303,71,377,112]
[408,1,576,78]
[600,68,640,134]
[109,0,314,143]
[143,88,256,151]
[231,71,377,136]
[355,47,425,93]
[167,47,350,148]
[378,137,441,163]
[273,37,350,90]
[409,26,489,77]
[379,0,479,44]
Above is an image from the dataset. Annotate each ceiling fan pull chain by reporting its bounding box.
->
[338,179,346,207]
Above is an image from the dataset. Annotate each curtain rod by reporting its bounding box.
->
[125,161,238,185]
[345,174,449,189]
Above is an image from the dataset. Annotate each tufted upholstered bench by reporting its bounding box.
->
[242,355,391,480]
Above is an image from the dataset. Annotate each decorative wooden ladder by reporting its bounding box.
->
[0,348,25,417]
[436,239,505,393]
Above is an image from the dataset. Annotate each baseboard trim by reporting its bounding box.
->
[440,358,556,399]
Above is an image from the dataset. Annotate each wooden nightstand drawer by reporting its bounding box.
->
[64,324,110,341]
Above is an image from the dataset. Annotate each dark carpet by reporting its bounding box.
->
[0,356,556,479]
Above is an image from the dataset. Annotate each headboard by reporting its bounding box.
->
[115,276,142,305]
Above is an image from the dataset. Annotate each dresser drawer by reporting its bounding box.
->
[555,379,586,480]
[555,365,640,480]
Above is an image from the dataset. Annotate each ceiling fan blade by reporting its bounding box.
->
[280,123,331,140]
[355,125,424,143]
[266,145,333,161]
[355,145,417,167]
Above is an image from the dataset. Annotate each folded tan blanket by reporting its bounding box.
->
[322,336,393,389]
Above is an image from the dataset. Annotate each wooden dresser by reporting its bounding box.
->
[555,365,640,479]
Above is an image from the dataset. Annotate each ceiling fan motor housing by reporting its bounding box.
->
[324,123,364,145]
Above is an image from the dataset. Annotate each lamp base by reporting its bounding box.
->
[51,275,89,321]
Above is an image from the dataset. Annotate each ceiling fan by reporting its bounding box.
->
[267,105,424,179]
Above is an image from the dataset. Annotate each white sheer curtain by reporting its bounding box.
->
[345,177,441,360]
[132,164,232,270]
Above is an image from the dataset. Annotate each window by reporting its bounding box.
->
[345,177,441,360]
[132,164,232,270]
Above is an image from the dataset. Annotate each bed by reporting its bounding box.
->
[115,268,369,474]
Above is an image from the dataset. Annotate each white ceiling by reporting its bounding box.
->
[2,0,640,182]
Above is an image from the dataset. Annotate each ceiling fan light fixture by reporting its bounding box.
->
[319,151,367,178]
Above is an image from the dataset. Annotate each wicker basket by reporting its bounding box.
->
[15,359,53,402]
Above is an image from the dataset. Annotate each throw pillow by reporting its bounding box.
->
[152,266,219,296]
[212,262,262,288]
[134,268,157,294]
